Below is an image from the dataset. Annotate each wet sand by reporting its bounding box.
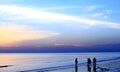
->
[51,59,120,72]
[1,60,120,72]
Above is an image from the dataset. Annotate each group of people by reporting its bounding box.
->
[87,58,96,72]
[75,57,97,72]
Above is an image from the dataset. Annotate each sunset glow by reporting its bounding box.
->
[0,0,120,52]
[0,24,59,47]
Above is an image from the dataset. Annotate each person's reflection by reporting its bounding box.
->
[75,58,78,72]
[87,58,91,72]
[93,57,96,72]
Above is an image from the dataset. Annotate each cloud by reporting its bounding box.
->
[54,43,85,47]
[55,43,66,46]
[90,10,112,19]
[90,13,104,17]
[86,5,102,11]
[0,5,120,29]
[104,10,112,14]
[90,13,108,19]
[0,23,59,47]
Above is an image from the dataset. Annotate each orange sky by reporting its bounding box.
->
[0,24,59,47]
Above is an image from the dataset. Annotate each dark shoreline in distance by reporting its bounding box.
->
[0,65,13,68]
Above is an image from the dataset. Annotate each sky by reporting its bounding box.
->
[0,0,120,52]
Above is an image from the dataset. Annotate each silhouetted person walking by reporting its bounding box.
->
[93,57,96,72]
[87,58,91,72]
[75,58,78,72]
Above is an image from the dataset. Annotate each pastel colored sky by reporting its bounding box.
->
[0,0,120,52]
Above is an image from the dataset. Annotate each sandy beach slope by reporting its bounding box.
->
[20,59,120,72]
[50,59,120,72]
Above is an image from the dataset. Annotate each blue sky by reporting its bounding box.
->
[0,0,120,52]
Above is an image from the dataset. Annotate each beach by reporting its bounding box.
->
[0,52,120,72]
[19,58,120,72]
[52,59,120,72]
[37,59,120,72]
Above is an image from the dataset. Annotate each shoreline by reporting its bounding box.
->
[0,53,120,72]
[19,58,120,72]
[51,59,120,72]
[0,65,12,68]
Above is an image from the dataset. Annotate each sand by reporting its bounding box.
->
[50,60,120,72]
[3,59,119,72]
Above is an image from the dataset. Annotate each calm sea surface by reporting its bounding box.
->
[0,52,120,72]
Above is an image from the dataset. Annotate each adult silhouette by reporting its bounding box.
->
[93,57,96,72]
[87,58,91,72]
[75,58,78,72]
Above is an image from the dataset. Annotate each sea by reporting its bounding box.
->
[0,52,120,72]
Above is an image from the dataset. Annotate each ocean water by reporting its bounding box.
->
[0,52,120,72]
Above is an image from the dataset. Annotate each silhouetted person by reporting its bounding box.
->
[75,58,78,72]
[93,57,96,72]
[75,58,78,66]
[87,58,91,72]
